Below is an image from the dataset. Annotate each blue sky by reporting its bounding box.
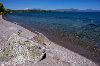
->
[0,0,100,10]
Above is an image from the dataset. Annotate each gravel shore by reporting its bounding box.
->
[0,15,98,66]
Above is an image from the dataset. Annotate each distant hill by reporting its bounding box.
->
[12,8,100,13]
[56,9,100,12]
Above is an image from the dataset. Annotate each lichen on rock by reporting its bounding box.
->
[0,33,46,64]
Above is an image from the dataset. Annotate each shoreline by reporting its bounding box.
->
[3,15,100,64]
[0,15,99,66]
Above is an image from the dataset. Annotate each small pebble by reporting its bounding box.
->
[0,48,2,51]
[1,64,4,66]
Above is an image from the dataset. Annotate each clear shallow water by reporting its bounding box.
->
[4,12,100,48]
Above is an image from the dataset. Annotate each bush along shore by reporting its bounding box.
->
[0,3,10,15]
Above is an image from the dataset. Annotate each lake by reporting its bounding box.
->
[4,12,100,48]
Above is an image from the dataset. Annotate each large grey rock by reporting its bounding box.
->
[0,33,45,65]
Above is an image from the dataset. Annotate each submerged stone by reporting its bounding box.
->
[0,33,45,64]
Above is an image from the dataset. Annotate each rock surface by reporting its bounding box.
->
[0,33,45,65]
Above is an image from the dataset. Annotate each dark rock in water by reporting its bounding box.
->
[81,23,97,30]
[87,24,97,26]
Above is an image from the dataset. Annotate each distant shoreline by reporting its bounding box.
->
[11,9,100,13]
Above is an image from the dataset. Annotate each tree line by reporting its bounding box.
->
[0,3,10,15]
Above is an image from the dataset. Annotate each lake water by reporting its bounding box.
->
[4,12,100,48]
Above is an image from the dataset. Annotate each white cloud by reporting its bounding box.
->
[25,8,29,10]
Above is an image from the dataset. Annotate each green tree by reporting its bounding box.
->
[0,3,11,15]
[0,3,4,12]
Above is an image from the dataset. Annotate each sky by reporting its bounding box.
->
[0,0,100,10]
